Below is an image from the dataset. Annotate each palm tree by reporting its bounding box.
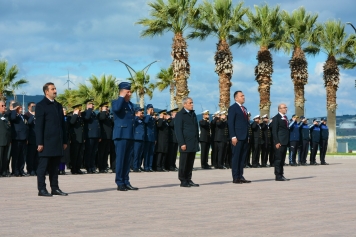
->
[337,43,356,69]
[136,0,198,109]
[57,74,118,110]
[0,60,28,101]
[128,71,155,108]
[231,4,285,116]
[306,20,356,152]
[156,66,176,109]
[188,0,247,110]
[281,7,318,116]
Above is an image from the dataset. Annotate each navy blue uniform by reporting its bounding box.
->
[319,123,329,163]
[112,97,135,187]
[299,122,310,164]
[10,110,29,175]
[98,111,113,172]
[309,124,320,164]
[143,115,156,171]
[82,108,101,173]
[132,116,145,170]
[288,120,300,165]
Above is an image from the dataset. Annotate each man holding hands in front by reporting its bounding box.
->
[227,91,251,184]
[272,104,290,181]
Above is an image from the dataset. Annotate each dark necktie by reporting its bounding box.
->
[241,106,247,118]
[283,115,288,127]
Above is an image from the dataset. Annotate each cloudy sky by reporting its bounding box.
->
[1,0,356,117]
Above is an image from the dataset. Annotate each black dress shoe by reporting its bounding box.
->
[162,168,169,172]
[174,167,179,171]
[125,184,139,190]
[51,189,68,196]
[188,181,199,187]
[240,179,252,183]
[219,166,227,169]
[30,171,36,176]
[149,169,155,172]
[233,179,243,184]
[117,185,128,191]
[192,168,196,171]
[275,176,290,181]
[180,183,191,187]
[38,189,53,197]
[321,162,329,165]
[132,169,141,172]
[77,169,84,174]
[244,165,250,168]
[301,163,309,166]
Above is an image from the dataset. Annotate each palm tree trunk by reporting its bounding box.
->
[290,47,308,117]
[170,81,176,110]
[323,55,339,153]
[139,94,144,109]
[171,33,190,109]
[215,39,233,111]
[255,46,273,117]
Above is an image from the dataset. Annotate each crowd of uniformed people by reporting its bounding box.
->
[0,99,329,178]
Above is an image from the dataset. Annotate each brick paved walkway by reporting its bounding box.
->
[1,156,356,236]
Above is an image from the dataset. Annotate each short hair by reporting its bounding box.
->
[27,102,35,108]
[182,97,193,105]
[0,100,5,104]
[233,90,243,98]
[43,82,54,94]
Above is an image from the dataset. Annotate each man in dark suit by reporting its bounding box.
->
[0,100,11,177]
[9,104,29,176]
[35,82,68,196]
[227,91,251,184]
[174,97,200,187]
[272,103,290,181]
[156,110,170,172]
[69,104,85,174]
[24,102,38,176]
[214,111,229,169]
[199,110,211,169]
[97,102,113,173]
[82,99,101,174]
[112,82,138,191]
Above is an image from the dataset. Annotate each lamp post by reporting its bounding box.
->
[346,22,356,33]
[114,60,159,105]
[22,91,26,114]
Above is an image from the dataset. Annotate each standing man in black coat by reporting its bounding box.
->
[36,82,68,196]
[227,91,251,184]
[24,102,38,176]
[175,97,200,187]
[155,110,170,172]
[272,103,290,181]
[199,110,211,169]
[0,100,11,177]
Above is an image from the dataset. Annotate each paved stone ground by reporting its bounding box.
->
[1,156,356,237]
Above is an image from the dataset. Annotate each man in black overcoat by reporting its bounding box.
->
[0,100,11,177]
[174,97,200,187]
[272,103,290,181]
[24,102,38,176]
[199,110,211,169]
[35,82,68,197]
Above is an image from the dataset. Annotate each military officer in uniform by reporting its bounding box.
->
[288,114,300,166]
[319,118,329,165]
[251,115,263,168]
[210,111,219,168]
[0,100,11,177]
[261,114,271,167]
[167,108,179,171]
[299,116,310,166]
[112,82,138,191]
[143,104,156,172]
[199,110,211,169]
[156,110,170,172]
[69,104,85,174]
[10,104,29,176]
[132,107,145,172]
[245,112,253,168]
[214,111,229,169]
[82,99,101,173]
[309,119,321,165]
[24,102,38,176]
[98,102,113,173]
